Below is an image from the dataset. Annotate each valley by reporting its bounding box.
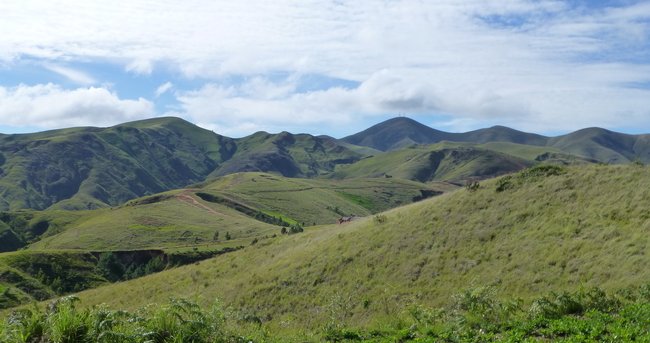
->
[0,117,649,342]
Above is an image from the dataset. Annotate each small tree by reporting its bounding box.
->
[225,232,231,240]
[213,231,219,241]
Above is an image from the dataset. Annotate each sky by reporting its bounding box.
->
[0,0,649,138]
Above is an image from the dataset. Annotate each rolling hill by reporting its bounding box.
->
[0,117,236,211]
[26,173,448,251]
[53,164,649,338]
[1,116,648,213]
[0,118,366,211]
[329,143,533,182]
[342,117,650,163]
[210,131,363,178]
[0,173,448,308]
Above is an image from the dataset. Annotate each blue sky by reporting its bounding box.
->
[0,1,649,138]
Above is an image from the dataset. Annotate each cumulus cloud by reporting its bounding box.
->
[0,1,649,134]
[174,66,650,136]
[0,84,154,129]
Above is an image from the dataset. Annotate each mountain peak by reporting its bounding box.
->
[342,117,452,151]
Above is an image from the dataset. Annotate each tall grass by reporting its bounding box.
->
[2,286,648,342]
[1,296,229,343]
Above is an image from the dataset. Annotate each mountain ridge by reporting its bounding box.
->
[1,116,649,211]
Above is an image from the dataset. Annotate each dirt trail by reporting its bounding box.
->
[175,191,224,216]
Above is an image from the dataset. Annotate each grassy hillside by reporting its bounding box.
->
[342,117,650,163]
[0,250,105,309]
[61,164,649,337]
[29,191,278,251]
[0,117,235,211]
[548,127,650,163]
[199,172,455,225]
[27,173,449,250]
[342,117,456,151]
[329,143,533,182]
[211,132,363,178]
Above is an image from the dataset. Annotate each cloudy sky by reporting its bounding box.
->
[1,1,649,137]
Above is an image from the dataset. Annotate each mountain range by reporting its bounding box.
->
[0,116,648,211]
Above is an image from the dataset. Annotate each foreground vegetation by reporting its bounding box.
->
[1,285,648,342]
[36,164,646,336]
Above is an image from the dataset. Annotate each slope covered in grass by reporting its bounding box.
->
[200,172,454,225]
[27,173,450,250]
[0,117,235,211]
[342,117,650,163]
[329,143,533,182]
[210,131,363,178]
[66,164,649,335]
[29,191,278,251]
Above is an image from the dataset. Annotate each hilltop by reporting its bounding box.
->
[60,164,649,337]
[1,116,648,211]
[342,117,650,163]
[0,172,447,307]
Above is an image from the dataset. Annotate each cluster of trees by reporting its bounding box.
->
[280,224,304,235]
[95,253,166,282]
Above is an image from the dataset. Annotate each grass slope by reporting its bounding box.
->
[0,250,105,308]
[199,172,455,225]
[64,164,649,336]
[0,117,235,211]
[330,143,533,182]
[29,191,278,251]
[27,173,450,250]
[342,117,650,163]
[211,132,363,178]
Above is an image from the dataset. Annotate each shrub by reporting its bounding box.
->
[373,215,387,224]
[465,180,480,192]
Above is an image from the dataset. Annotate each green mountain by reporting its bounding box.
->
[0,172,447,307]
[342,117,650,163]
[342,117,456,151]
[329,143,533,182]
[210,131,362,178]
[0,118,362,211]
[548,127,650,163]
[342,117,548,151]
[1,116,648,212]
[61,164,649,337]
[0,117,236,211]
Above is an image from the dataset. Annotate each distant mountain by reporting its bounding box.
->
[1,116,648,210]
[0,118,363,210]
[210,131,362,178]
[341,117,456,151]
[548,128,650,164]
[461,125,548,146]
[329,144,532,182]
[341,118,548,151]
[343,117,650,163]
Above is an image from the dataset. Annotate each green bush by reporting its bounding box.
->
[0,297,229,343]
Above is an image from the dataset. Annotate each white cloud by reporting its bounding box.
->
[175,66,650,136]
[0,84,154,129]
[155,82,173,97]
[44,64,96,85]
[0,1,649,134]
